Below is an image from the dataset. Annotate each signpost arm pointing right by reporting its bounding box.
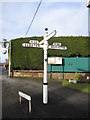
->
[39,29,56,45]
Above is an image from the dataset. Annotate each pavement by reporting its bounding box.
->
[1,68,89,119]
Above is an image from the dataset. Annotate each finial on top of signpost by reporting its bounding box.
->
[45,28,48,31]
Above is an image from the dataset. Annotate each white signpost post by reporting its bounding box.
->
[87,0,90,36]
[22,28,67,104]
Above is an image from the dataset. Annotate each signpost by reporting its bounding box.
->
[87,0,90,36]
[22,28,67,104]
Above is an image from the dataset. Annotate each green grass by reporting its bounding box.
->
[62,80,90,93]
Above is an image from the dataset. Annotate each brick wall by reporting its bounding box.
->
[12,70,89,80]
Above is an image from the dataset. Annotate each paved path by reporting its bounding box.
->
[1,69,89,119]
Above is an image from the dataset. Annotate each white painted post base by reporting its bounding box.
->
[43,84,48,104]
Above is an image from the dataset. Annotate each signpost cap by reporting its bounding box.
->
[45,28,48,31]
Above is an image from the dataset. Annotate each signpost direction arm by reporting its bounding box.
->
[48,45,67,50]
[22,43,43,48]
[39,30,56,45]
[46,30,57,40]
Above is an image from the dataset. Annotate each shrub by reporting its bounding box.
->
[74,73,83,82]
[9,36,89,70]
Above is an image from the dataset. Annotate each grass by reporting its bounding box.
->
[62,80,90,93]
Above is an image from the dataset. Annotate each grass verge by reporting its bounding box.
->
[62,80,90,93]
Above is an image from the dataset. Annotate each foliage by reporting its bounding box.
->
[74,73,83,81]
[9,36,90,70]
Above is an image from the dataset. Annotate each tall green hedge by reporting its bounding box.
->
[10,36,90,70]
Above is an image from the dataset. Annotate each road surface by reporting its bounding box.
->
[0,67,89,119]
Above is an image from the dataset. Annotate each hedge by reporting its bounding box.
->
[9,36,90,70]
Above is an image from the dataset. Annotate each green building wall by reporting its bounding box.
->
[48,57,90,72]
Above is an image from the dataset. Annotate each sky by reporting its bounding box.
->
[0,0,89,62]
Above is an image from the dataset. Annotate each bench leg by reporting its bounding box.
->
[19,96,21,104]
[29,100,31,113]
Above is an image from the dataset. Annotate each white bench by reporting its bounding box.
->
[18,91,31,113]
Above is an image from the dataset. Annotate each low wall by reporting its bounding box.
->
[11,70,89,80]
[12,70,44,78]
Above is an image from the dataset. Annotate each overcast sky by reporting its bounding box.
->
[0,0,88,62]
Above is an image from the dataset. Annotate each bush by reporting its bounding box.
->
[9,36,89,70]
[74,73,83,82]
